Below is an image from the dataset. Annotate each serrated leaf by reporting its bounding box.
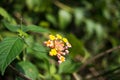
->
[2,20,27,33]
[59,9,72,30]
[16,61,39,80]
[24,25,50,33]
[2,20,19,32]
[2,20,49,33]
[32,51,49,60]
[0,37,24,75]
[28,42,49,60]
[32,43,47,53]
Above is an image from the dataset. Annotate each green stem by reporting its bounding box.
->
[0,35,3,41]
[23,47,27,61]
[20,17,23,30]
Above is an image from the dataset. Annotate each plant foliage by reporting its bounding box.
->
[0,0,120,80]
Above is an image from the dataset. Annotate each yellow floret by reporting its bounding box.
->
[66,42,72,48]
[49,35,55,40]
[60,56,65,62]
[49,49,57,56]
[62,38,68,43]
[56,34,62,39]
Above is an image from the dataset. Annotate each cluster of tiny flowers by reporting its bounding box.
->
[44,34,71,64]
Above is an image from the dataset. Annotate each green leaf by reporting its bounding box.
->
[26,0,51,12]
[24,25,50,33]
[50,64,56,75]
[46,13,57,26]
[2,20,49,33]
[2,20,27,33]
[74,8,84,27]
[66,33,85,57]
[28,42,49,60]
[103,8,111,19]
[32,43,47,53]
[85,20,106,40]
[26,0,35,10]
[31,50,49,60]
[0,7,16,24]
[0,37,24,75]
[85,19,95,38]
[59,9,72,30]
[53,74,61,80]
[0,7,9,19]
[2,20,19,32]
[39,21,50,28]
[95,23,105,40]
[16,61,39,80]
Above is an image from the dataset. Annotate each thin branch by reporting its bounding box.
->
[9,65,32,80]
[13,12,30,25]
[72,72,81,80]
[89,67,105,80]
[78,45,120,72]
[53,0,73,12]
[89,65,120,80]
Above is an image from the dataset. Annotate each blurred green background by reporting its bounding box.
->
[0,0,120,80]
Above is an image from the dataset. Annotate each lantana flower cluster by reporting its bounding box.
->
[44,34,71,64]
